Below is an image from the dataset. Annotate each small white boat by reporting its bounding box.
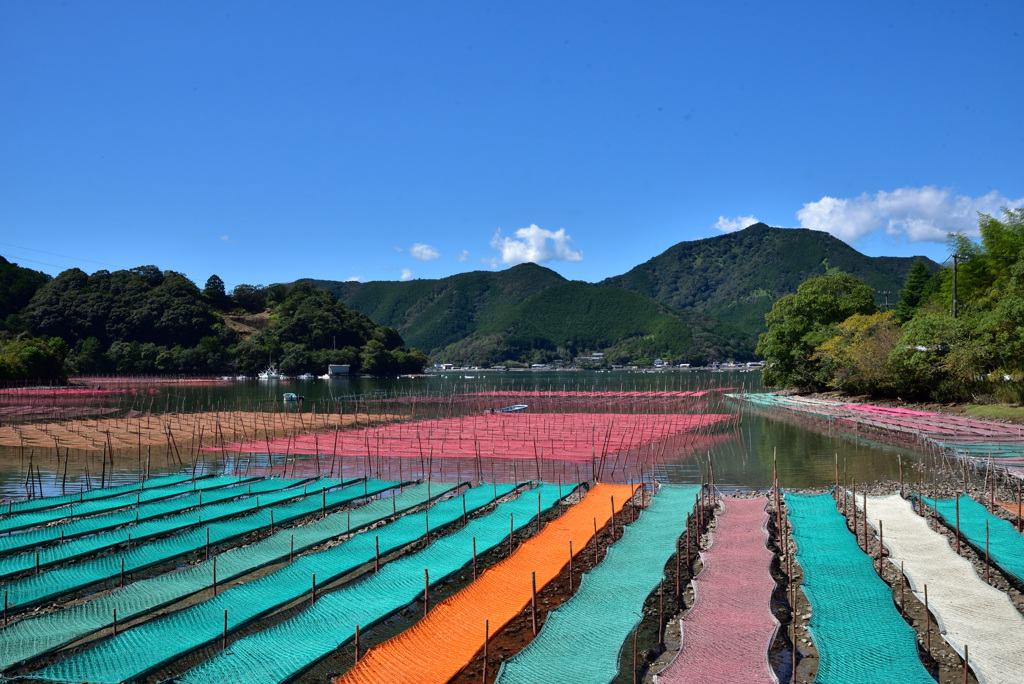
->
[488,404,528,413]
[296,373,316,380]
[258,366,282,380]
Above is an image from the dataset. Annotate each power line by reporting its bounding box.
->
[0,241,120,268]
[0,252,70,271]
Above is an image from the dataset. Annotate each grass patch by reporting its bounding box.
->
[965,404,1024,422]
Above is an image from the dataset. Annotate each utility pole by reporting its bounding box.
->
[952,254,962,318]
[878,291,890,310]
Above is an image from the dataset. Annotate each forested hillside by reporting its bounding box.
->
[756,209,1024,403]
[601,223,939,335]
[435,281,754,367]
[1,266,426,380]
[302,263,566,353]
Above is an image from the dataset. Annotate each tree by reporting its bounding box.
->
[204,275,226,301]
[813,311,901,394]
[895,259,933,322]
[756,272,876,389]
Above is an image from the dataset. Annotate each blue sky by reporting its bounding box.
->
[2,1,1022,292]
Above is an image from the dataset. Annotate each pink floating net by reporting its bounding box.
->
[657,496,779,684]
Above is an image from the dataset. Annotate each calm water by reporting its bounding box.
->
[0,370,921,499]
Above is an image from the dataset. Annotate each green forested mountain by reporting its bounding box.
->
[435,281,754,366]
[600,223,940,335]
[4,267,425,378]
[755,209,1024,403]
[0,224,949,378]
[305,264,756,365]
[301,263,567,353]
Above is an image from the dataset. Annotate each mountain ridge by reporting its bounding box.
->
[302,224,936,365]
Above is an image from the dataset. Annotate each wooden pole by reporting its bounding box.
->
[568,540,573,590]
[610,495,616,541]
[531,571,538,635]
[424,568,430,616]
[473,537,477,580]
[900,561,905,615]
[956,495,961,554]
[482,620,489,684]
[985,520,990,584]
[223,609,228,650]
[878,521,883,575]
[354,624,360,663]
[925,584,930,654]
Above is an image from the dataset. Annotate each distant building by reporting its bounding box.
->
[328,364,351,376]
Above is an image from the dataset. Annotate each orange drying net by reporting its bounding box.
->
[995,500,1023,523]
[334,482,637,684]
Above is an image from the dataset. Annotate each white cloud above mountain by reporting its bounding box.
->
[489,224,583,266]
[797,187,1024,244]
[409,243,440,261]
[713,215,760,233]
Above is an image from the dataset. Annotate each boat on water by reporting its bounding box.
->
[296,373,316,380]
[487,404,528,413]
[283,392,304,402]
[258,366,282,380]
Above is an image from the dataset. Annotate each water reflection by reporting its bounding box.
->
[0,370,922,499]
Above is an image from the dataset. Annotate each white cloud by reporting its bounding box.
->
[480,257,499,269]
[409,243,440,261]
[400,268,413,281]
[797,187,1024,244]
[713,215,759,233]
[489,224,583,266]
[457,249,471,262]
[219,235,233,243]
[345,276,364,282]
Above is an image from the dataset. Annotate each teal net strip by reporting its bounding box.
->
[1,474,194,516]
[30,481,499,683]
[0,476,259,535]
[923,494,1024,584]
[0,478,326,579]
[495,484,700,684]
[178,482,579,684]
[0,477,377,611]
[785,492,932,683]
[0,478,319,557]
[0,479,429,668]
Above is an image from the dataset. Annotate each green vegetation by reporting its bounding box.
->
[964,404,1024,422]
[755,272,877,388]
[436,282,754,367]
[309,264,756,367]
[0,335,68,383]
[601,223,938,335]
[302,263,567,354]
[0,266,427,380]
[0,256,51,331]
[758,208,1024,403]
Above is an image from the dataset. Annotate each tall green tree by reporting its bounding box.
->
[756,272,876,389]
[894,259,933,322]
